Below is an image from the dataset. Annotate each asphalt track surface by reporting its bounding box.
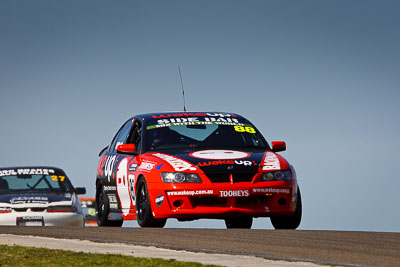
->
[0,226,399,267]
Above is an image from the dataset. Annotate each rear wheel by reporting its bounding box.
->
[95,183,123,227]
[270,187,302,229]
[225,216,253,229]
[136,178,166,228]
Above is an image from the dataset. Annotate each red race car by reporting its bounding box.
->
[95,112,301,229]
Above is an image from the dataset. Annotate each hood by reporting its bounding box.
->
[0,192,73,206]
[146,148,289,183]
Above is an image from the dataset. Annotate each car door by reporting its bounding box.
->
[113,119,144,219]
[98,120,134,214]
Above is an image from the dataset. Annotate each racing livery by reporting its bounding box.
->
[0,166,86,226]
[95,112,302,229]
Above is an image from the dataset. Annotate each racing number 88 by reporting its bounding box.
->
[234,126,256,133]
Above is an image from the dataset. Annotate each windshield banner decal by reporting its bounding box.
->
[146,116,253,130]
[0,168,56,177]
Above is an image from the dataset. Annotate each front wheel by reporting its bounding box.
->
[136,178,166,228]
[95,183,123,227]
[225,216,253,229]
[270,187,302,229]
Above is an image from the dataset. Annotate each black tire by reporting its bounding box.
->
[136,178,166,228]
[225,216,253,229]
[95,183,123,227]
[270,187,302,229]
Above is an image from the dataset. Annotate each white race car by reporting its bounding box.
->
[0,166,86,226]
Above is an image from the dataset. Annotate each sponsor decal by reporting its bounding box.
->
[18,216,43,220]
[146,114,249,130]
[219,190,249,197]
[153,153,197,171]
[150,117,244,129]
[157,117,203,124]
[128,163,138,171]
[155,194,164,207]
[16,216,44,226]
[0,170,17,176]
[149,122,245,129]
[262,152,280,171]
[0,168,55,177]
[138,160,156,172]
[104,155,117,182]
[97,156,107,176]
[206,113,237,117]
[152,112,237,119]
[103,186,116,191]
[166,190,214,196]
[10,196,48,204]
[156,117,240,125]
[108,194,118,203]
[155,164,163,171]
[128,174,136,205]
[198,160,256,167]
[149,121,245,130]
[110,203,118,209]
[253,188,290,194]
[190,150,250,160]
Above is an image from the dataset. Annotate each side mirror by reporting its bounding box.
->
[75,187,86,195]
[117,144,137,155]
[271,141,286,152]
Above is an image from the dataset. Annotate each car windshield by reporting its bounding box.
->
[0,172,74,194]
[144,116,268,151]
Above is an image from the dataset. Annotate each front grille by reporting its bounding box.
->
[233,173,256,182]
[192,197,227,207]
[206,173,255,183]
[13,207,46,212]
[207,174,229,183]
[31,207,46,212]
[236,196,268,205]
[191,195,269,208]
[14,208,28,212]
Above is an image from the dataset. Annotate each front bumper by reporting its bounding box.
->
[0,211,84,226]
[149,181,298,219]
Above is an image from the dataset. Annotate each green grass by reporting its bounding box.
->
[0,245,220,267]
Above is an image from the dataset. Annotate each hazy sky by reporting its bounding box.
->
[1,1,399,232]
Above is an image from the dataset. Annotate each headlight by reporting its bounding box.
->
[0,207,11,213]
[161,172,202,183]
[261,170,291,181]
